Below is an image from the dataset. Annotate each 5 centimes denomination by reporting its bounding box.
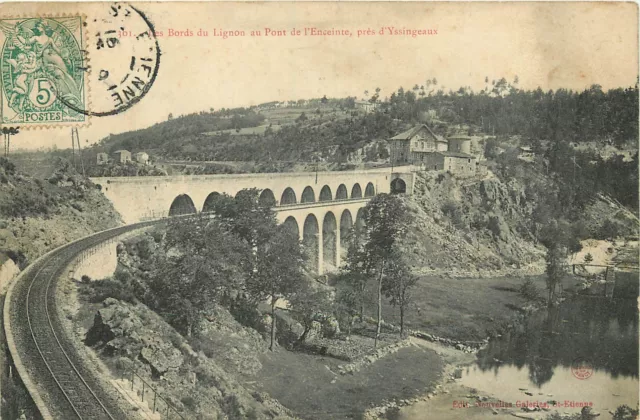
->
[0,16,87,126]
[66,2,160,117]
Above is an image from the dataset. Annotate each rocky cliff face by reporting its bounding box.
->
[86,298,295,419]
[400,172,545,277]
[0,158,122,265]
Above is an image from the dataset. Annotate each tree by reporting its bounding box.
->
[334,279,360,337]
[342,230,373,321]
[539,219,580,306]
[296,112,308,123]
[382,252,418,336]
[158,215,252,336]
[289,280,332,343]
[246,225,306,350]
[2,127,19,157]
[208,188,278,252]
[347,194,410,347]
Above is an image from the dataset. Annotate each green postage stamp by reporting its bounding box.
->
[0,16,87,126]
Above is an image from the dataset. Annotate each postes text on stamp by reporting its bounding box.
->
[0,16,87,126]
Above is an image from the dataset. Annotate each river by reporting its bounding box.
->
[461,272,639,416]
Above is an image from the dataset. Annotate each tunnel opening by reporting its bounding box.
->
[390,178,407,194]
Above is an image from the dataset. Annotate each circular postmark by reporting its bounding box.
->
[59,2,161,117]
[571,357,593,380]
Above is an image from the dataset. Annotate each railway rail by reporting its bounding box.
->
[5,221,159,419]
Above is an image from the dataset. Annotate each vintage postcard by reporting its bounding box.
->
[0,2,637,420]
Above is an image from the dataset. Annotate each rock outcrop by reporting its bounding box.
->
[85,298,296,419]
[402,172,545,277]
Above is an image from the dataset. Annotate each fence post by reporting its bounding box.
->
[153,392,157,413]
[142,382,145,402]
[131,370,134,391]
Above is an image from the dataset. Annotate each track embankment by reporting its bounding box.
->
[4,221,158,419]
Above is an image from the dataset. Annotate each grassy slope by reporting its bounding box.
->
[364,275,548,342]
[247,344,442,420]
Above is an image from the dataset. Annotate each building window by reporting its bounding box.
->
[468,159,471,163]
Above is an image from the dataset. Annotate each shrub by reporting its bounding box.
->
[81,274,92,284]
[613,405,639,420]
[519,278,541,302]
[180,396,197,410]
[598,219,621,240]
[88,279,137,303]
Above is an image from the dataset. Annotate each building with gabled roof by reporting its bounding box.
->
[389,125,478,176]
[113,150,132,164]
[389,124,448,164]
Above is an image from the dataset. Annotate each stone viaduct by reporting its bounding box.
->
[91,167,414,275]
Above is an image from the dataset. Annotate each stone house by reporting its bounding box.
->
[96,152,109,165]
[113,150,132,164]
[135,152,150,165]
[424,152,477,177]
[355,100,378,113]
[389,124,448,164]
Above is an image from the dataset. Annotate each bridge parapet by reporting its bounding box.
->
[91,167,412,224]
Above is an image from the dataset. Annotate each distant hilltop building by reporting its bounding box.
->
[96,152,109,165]
[113,150,132,164]
[355,100,378,112]
[135,152,150,165]
[389,124,477,177]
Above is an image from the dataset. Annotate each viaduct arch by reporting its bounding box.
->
[92,168,415,274]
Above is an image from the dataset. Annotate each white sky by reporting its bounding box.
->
[3,1,638,150]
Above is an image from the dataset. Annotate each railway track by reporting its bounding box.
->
[6,222,158,419]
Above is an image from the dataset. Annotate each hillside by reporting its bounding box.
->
[400,172,545,278]
[0,157,122,265]
[79,104,400,172]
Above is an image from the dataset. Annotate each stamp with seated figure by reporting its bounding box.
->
[0,16,87,127]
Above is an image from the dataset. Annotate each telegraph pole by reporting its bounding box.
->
[71,128,86,177]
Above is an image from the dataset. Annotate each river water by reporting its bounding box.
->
[461,274,639,415]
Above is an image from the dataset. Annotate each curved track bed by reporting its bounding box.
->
[6,222,157,419]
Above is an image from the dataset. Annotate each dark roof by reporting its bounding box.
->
[390,124,446,142]
[438,151,475,159]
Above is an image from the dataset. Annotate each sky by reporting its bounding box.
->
[3,1,638,150]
